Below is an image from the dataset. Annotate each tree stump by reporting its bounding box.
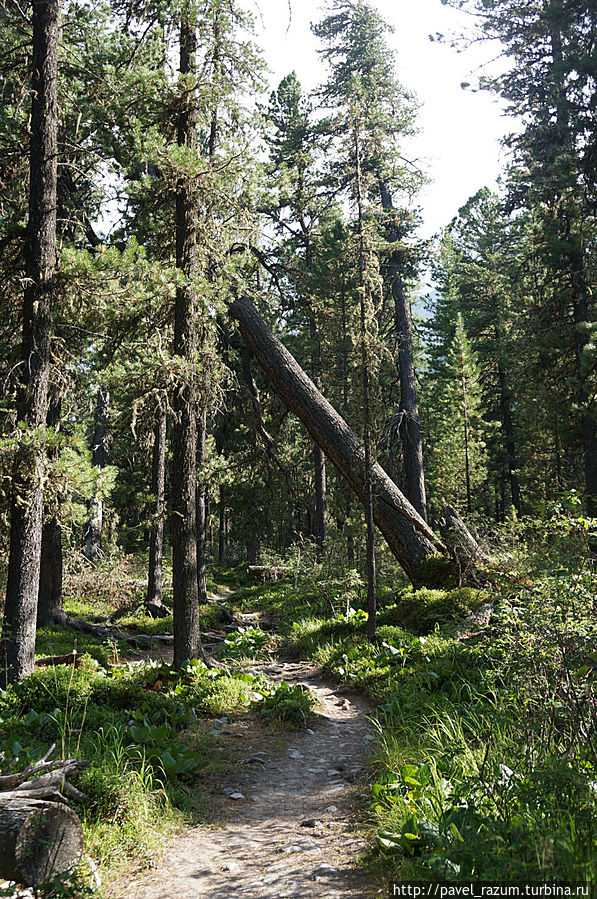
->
[0,798,84,886]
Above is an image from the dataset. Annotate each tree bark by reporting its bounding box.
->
[230,296,450,587]
[462,370,472,514]
[354,126,377,641]
[569,240,597,517]
[309,315,327,560]
[1,0,60,685]
[313,442,327,559]
[83,387,109,560]
[147,391,167,609]
[379,179,427,522]
[38,384,64,626]
[497,359,522,514]
[172,3,201,668]
[218,485,226,566]
[37,517,64,627]
[0,798,84,886]
[438,503,487,581]
[196,413,208,605]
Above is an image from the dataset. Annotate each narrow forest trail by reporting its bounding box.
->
[109,658,380,899]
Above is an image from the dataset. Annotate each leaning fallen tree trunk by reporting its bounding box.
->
[230,296,453,587]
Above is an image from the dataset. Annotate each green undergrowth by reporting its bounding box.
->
[254,681,315,726]
[0,651,288,891]
[216,523,597,885]
[4,521,594,891]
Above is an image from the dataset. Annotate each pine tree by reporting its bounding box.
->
[313,0,428,525]
[1,0,60,685]
[433,190,525,517]
[445,0,597,515]
[427,315,489,516]
[264,72,330,559]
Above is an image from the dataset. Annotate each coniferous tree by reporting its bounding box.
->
[172,0,202,668]
[427,314,489,516]
[433,191,524,517]
[1,0,60,684]
[445,0,597,515]
[264,73,330,559]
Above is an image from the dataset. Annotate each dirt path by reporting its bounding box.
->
[110,660,379,899]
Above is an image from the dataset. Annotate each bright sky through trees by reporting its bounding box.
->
[253,0,509,237]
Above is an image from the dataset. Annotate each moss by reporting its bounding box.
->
[388,586,487,634]
[416,553,460,589]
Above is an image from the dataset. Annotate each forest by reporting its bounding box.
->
[0,0,595,895]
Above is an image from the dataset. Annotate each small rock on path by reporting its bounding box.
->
[110,660,377,898]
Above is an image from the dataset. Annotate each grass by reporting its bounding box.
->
[2,520,595,893]
[0,652,273,893]
[206,524,597,886]
[0,553,291,897]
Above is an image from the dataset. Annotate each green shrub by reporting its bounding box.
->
[8,654,102,714]
[221,625,270,659]
[253,681,314,726]
[183,672,261,715]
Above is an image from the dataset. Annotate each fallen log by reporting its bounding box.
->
[0,746,87,886]
[35,651,81,670]
[247,565,290,582]
[40,614,173,649]
[230,296,453,587]
[0,798,84,886]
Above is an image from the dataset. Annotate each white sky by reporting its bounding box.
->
[251,0,511,238]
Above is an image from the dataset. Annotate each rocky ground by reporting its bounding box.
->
[109,660,380,899]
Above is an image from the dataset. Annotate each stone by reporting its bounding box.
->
[313,864,340,876]
[220,861,242,874]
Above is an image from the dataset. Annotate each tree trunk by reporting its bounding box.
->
[37,518,64,627]
[229,296,451,587]
[83,387,109,560]
[147,391,167,609]
[246,539,258,565]
[462,371,472,515]
[218,485,226,566]
[340,287,354,562]
[379,179,427,522]
[196,413,208,605]
[38,384,64,627]
[309,315,327,560]
[438,503,487,581]
[497,360,522,513]
[1,0,60,685]
[172,4,201,668]
[0,798,84,886]
[569,242,597,517]
[354,127,377,641]
[313,443,327,560]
